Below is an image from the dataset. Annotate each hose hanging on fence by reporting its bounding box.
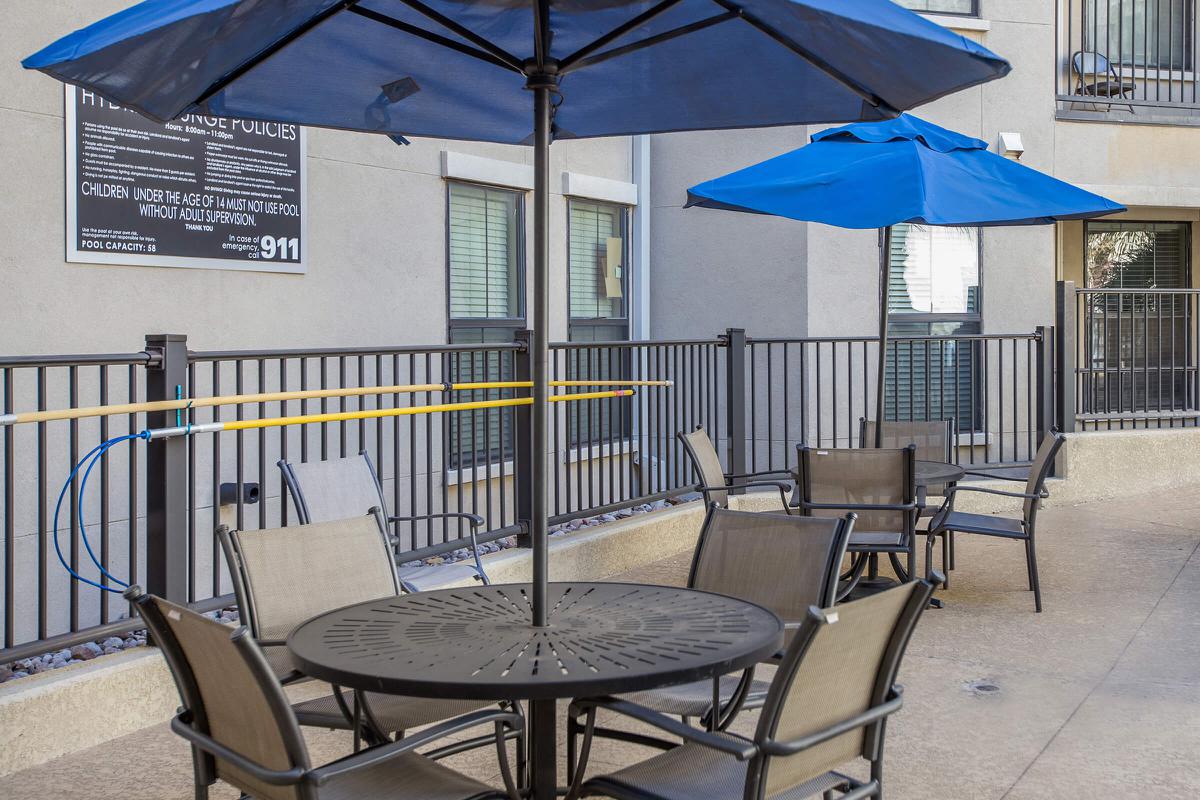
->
[49,388,644,592]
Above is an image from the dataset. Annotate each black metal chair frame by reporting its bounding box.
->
[125,586,521,800]
[679,425,793,511]
[566,580,936,800]
[927,431,1065,612]
[1072,50,1137,114]
[278,449,490,590]
[794,445,919,599]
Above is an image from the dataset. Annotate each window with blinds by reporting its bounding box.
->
[885,224,982,430]
[895,0,977,15]
[568,199,631,446]
[447,182,524,467]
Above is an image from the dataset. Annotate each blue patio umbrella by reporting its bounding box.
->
[24,1,1011,646]
[686,114,1125,444]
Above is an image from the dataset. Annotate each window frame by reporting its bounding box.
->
[1083,219,1192,289]
[885,223,984,330]
[445,180,527,337]
[896,0,980,18]
[566,197,632,341]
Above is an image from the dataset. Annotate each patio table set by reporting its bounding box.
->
[17,0,1114,798]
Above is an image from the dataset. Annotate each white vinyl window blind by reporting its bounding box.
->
[449,183,522,320]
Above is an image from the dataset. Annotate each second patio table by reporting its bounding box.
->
[288,581,783,800]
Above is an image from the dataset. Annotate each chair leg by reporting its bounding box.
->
[1026,537,1043,613]
[940,533,950,589]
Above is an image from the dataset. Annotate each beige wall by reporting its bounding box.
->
[0,2,634,357]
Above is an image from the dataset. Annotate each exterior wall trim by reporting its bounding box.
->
[563,171,639,205]
[440,150,534,190]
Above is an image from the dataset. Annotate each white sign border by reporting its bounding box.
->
[64,86,307,274]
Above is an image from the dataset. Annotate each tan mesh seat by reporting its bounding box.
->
[929,431,1065,611]
[279,451,489,591]
[794,446,918,596]
[127,588,519,800]
[574,581,934,800]
[679,426,792,510]
[569,507,853,759]
[218,516,498,742]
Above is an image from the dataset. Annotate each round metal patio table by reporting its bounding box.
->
[916,459,966,489]
[288,581,784,800]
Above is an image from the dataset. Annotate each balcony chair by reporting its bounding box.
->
[793,446,919,600]
[278,450,489,592]
[679,425,792,511]
[567,505,854,765]
[1072,51,1137,114]
[218,514,522,764]
[861,417,959,580]
[927,431,1065,612]
[125,585,521,800]
[567,580,936,800]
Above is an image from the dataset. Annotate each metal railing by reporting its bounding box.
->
[1059,282,1200,429]
[2,326,1048,662]
[1057,0,1200,119]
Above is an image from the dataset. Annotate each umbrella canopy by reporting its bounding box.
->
[24,0,1010,143]
[685,113,1124,446]
[24,2,1012,639]
[687,113,1126,225]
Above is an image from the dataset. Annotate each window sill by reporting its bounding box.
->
[919,13,990,33]
[564,438,638,464]
[445,460,515,487]
[956,431,991,448]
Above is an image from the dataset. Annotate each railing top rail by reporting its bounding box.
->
[747,332,1042,345]
[188,342,523,362]
[1076,288,1200,295]
[0,351,158,368]
[550,338,721,349]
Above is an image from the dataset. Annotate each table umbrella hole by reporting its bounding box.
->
[966,680,1001,695]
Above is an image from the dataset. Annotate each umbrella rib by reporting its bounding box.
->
[533,0,551,69]
[394,0,524,72]
[709,0,899,115]
[350,6,521,73]
[558,11,739,76]
[558,0,685,71]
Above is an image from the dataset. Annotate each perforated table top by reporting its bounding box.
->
[916,460,966,487]
[287,582,783,700]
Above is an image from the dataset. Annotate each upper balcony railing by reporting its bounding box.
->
[1057,0,1200,122]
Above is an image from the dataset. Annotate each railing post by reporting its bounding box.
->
[513,330,534,548]
[724,328,748,484]
[1035,326,1054,447]
[144,334,189,603]
[1055,282,1077,432]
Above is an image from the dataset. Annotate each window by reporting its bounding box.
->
[884,224,982,429]
[447,182,525,465]
[895,0,977,15]
[1084,0,1193,71]
[1083,221,1190,412]
[567,199,632,445]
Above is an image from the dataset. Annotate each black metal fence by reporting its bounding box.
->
[2,326,1048,662]
[1057,0,1200,118]
[1059,282,1199,429]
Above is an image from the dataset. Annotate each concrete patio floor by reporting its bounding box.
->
[1,489,1198,799]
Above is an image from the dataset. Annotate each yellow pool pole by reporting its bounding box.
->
[0,381,669,427]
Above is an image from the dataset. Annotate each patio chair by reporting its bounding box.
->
[218,514,520,761]
[679,425,792,510]
[567,506,855,763]
[1072,51,1136,114]
[278,450,489,592]
[568,579,936,800]
[794,445,918,599]
[928,431,1065,612]
[125,585,521,800]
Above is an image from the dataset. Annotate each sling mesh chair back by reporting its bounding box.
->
[569,507,854,761]
[279,450,489,591]
[929,431,1065,612]
[126,587,519,800]
[860,418,954,463]
[218,515,496,743]
[573,580,935,800]
[796,446,918,594]
[679,426,792,510]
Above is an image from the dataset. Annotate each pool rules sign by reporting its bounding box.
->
[65,87,306,272]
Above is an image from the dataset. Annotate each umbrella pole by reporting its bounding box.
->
[530,78,552,628]
[874,227,891,448]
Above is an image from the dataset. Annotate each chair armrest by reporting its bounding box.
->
[726,469,792,481]
[307,708,524,785]
[945,485,1041,501]
[760,689,902,756]
[170,715,305,786]
[571,698,759,760]
[962,469,1027,483]
[390,512,485,529]
[799,500,917,512]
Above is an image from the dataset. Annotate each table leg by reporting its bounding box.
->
[528,697,557,800]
